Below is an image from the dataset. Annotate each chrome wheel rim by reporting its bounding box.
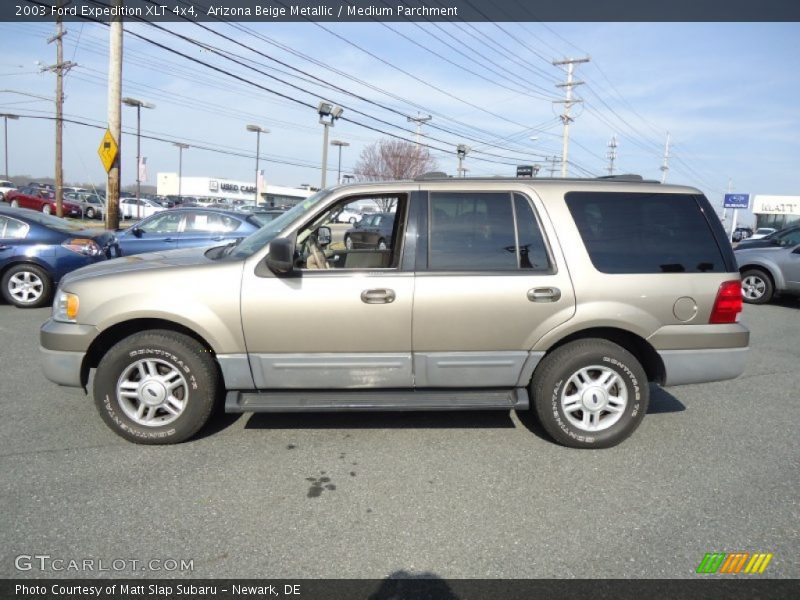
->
[377,240,387,250]
[742,276,766,300]
[8,271,44,304]
[10,200,18,207]
[345,237,353,249]
[42,204,51,215]
[561,365,628,432]
[116,358,189,427]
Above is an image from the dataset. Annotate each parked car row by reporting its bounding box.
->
[0,205,272,308]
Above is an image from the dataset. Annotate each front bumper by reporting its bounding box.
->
[40,347,85,387]
[40,319,99,387]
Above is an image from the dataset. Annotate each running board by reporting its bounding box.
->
[225,388,529,413]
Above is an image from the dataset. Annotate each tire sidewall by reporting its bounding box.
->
[741,269,772,304]
[94,334,215,444]
[535,343,648,448]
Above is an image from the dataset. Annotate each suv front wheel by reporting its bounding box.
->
[93,330,219,444]
[530,339,649,449]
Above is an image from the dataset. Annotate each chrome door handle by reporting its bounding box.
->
[528,287,561,302]
[361,288,396,304]
[163,238,178,243]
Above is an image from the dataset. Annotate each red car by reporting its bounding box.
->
[5,185,82,217]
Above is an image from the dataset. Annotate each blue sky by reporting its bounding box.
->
[1,21,798,224]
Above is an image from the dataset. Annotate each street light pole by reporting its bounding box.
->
[317,102,343,189]
[456,144,470,178]
[122,97,154,219]
[246,125,269,205]
[0,113,19,179]
[173,142,189,200]
[331,140,349,184]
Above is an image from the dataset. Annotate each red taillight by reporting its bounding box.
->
[710,280,743,324]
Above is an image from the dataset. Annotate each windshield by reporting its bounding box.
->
[229,190,330,259]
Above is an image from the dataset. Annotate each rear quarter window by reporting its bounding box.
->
[565,192,726,274]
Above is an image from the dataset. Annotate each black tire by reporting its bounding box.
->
[93,330,219,444]
[741,269,773,304]
[1,263,53,308]
[530,339,649,449]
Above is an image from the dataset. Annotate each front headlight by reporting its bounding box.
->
[53,290,80,323]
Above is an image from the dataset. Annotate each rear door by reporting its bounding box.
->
[118,211,184,255]
[412,190,576,388]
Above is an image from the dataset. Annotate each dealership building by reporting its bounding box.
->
[752,195,800,230]
[156,173,314,207]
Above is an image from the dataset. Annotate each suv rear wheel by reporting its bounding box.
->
[530,339,648,448]
[93,330,219,444]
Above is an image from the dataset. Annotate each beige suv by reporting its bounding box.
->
[40,177,748,448]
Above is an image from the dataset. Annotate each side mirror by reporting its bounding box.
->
[792,245,800,254]
[132,226,143,238]
[317,226,332,247]
[265,236,295,274]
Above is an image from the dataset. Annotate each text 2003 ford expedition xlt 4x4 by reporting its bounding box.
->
[40,176,748,448]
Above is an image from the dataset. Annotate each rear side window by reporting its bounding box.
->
[565,192,725,273]
[428,192,551,271]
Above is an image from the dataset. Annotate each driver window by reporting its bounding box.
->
[297,194,406,270]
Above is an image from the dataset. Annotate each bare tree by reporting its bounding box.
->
[354,138,438,183]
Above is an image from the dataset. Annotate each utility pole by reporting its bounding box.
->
[45,1,76,218]
[547,156,559,178]
[660,131,671,184]
[606,134,618,176]
[106,4,123,230]
[407,113,432,148]
[553,56,589,178]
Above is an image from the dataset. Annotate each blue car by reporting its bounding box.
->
[116,208,265,256]
[0,206,117,308]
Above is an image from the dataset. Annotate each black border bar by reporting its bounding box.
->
[3,579,799,600]
[4,0,800,22]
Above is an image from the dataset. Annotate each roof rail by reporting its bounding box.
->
[414,171,451,181]
[595,174,660,183]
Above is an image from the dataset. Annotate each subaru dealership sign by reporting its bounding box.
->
[723,193,750,209]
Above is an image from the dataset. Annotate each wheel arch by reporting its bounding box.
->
[739,262,782,290]
[80,318,219,389]
[0,257,54,281]
[539,326,666,384]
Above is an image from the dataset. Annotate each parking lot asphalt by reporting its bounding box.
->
[0,299,798,579]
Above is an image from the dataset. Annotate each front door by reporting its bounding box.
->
[241,192,414,389]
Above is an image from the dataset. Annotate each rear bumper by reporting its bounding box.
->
[40,347,85,387]
[659,347,748,386]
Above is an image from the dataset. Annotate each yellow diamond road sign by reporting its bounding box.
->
[97,129,118,173]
